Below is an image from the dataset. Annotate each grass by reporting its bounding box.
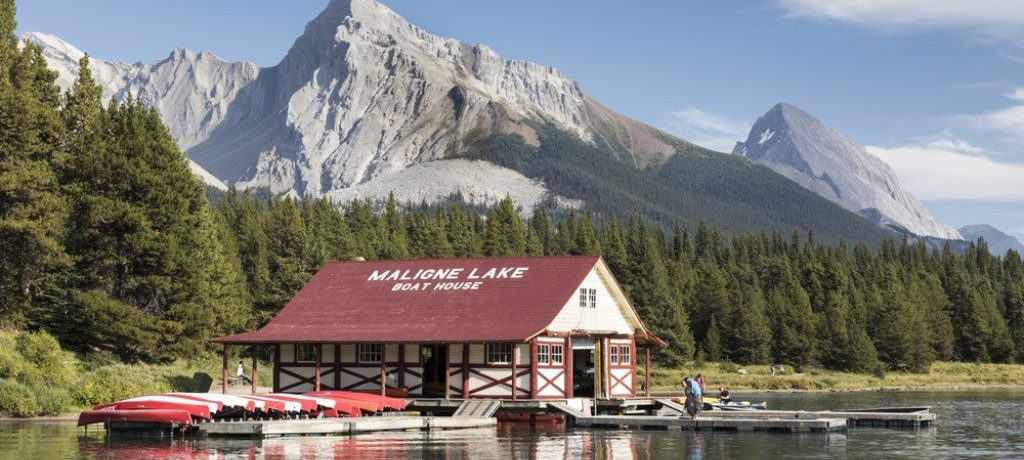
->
[649,361,1024,394]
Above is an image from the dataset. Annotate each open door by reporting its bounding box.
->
[571,338,597,397]
[421,344,448,397]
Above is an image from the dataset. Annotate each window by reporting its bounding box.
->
[537,344,550,365]
[620,345,631,365]
[579,288,597,308]
[358,344,382,363]
[296,344,317,363]
[550,344,564,365]
[486,343,513,364]
[609,345,619,364]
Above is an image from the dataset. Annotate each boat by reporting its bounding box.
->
[303,391,384,413]
[78,408,193,428]
[166,393,256,412]
[295,394,366,416]
[259,394,318,412]
[95,400,212,421]
[306,390,406,411]
[712,402,768,411]
[351,388,410,398]
[237,395,294,413]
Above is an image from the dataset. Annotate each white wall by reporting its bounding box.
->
[547,267,635,334]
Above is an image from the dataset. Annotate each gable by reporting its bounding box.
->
[545,261,645,335]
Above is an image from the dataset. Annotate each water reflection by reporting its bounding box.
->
[1,391,1022,459]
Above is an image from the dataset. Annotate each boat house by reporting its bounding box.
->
[214,255,664,400]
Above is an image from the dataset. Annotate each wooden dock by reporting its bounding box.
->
[683,409,936,428]
[198,416,496,438]
[573,415,848,433]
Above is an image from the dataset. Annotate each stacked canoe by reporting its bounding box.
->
[78,390,407,432]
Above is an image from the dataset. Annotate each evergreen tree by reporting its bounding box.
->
[0,7,69,326]
[483,197,526,256]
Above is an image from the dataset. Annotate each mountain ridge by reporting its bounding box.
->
[959,224,1024,256]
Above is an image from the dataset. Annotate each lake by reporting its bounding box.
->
[2,391,1022,459]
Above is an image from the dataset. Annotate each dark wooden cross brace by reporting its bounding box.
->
[467,368,531,397]
[534,369,566,395]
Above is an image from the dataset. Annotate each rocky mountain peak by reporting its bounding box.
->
[735,102,962,240]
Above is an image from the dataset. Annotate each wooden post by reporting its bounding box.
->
[510,343,518,400]
[380,343,386,397]
[398,344,406,389]
[645,347,651,398]
[529,338,538,399]
[314,344,322,392]
[565,336,573,398]
[444,345,451,400]
[252,345,259,395]
[461,344,470,398]
[221,344,228,394]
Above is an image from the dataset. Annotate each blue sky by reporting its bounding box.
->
[17,0,1024,241]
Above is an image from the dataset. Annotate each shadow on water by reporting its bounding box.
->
[1,391,1023,459]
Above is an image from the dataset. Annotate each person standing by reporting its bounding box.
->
[695,374,705,393]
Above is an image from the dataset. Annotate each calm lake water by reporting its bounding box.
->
[2,391,1023,459]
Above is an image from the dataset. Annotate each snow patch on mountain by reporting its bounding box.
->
[735,103,962,240]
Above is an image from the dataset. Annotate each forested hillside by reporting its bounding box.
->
[461,123,892,246]
[3,1,1023,378]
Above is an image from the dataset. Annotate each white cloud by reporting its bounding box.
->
[665,107,750,153]
[960,90,1024,141]
[1008,88,1024,101]
[866,139,1024,200]
[779,0,1024,48]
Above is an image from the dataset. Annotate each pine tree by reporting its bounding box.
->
[721,267,772,364]
[380,193,409,259]
[483,197,526,256]
[0,6,69,326]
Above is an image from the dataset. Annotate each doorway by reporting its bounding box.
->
[572,349,595,397]
[422,344,447,397]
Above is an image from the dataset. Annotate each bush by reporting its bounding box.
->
[0,333,26,381]
[719,362,739,373]
[72,364,172,407]
[15,331,76,387]
[34,387,71,416]
[0,379,41,417]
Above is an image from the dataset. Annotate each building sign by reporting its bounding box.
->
[367,266,530,292]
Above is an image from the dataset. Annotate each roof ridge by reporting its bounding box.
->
[324,254,601,264]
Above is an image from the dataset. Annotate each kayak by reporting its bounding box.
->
[94,395,221,414]
[78,409,193,427]
[303,392,381,413]
[296,394,366,416]
[711,402,768,411]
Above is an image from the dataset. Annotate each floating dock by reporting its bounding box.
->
[573,415,848,433]
[198,416,496,438]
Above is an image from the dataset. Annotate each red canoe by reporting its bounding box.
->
[97,401,212,420]
[352,388,409,399]
[259,394,317,412]
[78,409,193,427]
[306,390,406,411]
[296,394,364,416]
[236,395,289,413]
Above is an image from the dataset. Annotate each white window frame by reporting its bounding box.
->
[579,288,588,308]
[619,345,631,365]
[550,344,564,365]
[537,344,550,365]
[295,344,317,363]
[357,343,382,363]
[588,288,597,308]
[609,345,619,364]
[486,343,513,364]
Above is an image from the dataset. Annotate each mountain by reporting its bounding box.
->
[734,103,962,241]
[25,0,893,245]
[959,225,1024,256]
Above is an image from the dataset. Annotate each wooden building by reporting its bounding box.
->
[214,255,664,399]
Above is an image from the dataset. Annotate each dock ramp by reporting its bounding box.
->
[547,402,586,419]
[453,400,500,417]
[655,398,689,415]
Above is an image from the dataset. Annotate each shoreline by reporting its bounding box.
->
[650,383,1024,396]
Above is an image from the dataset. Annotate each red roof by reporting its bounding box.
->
[214,256,602,344]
